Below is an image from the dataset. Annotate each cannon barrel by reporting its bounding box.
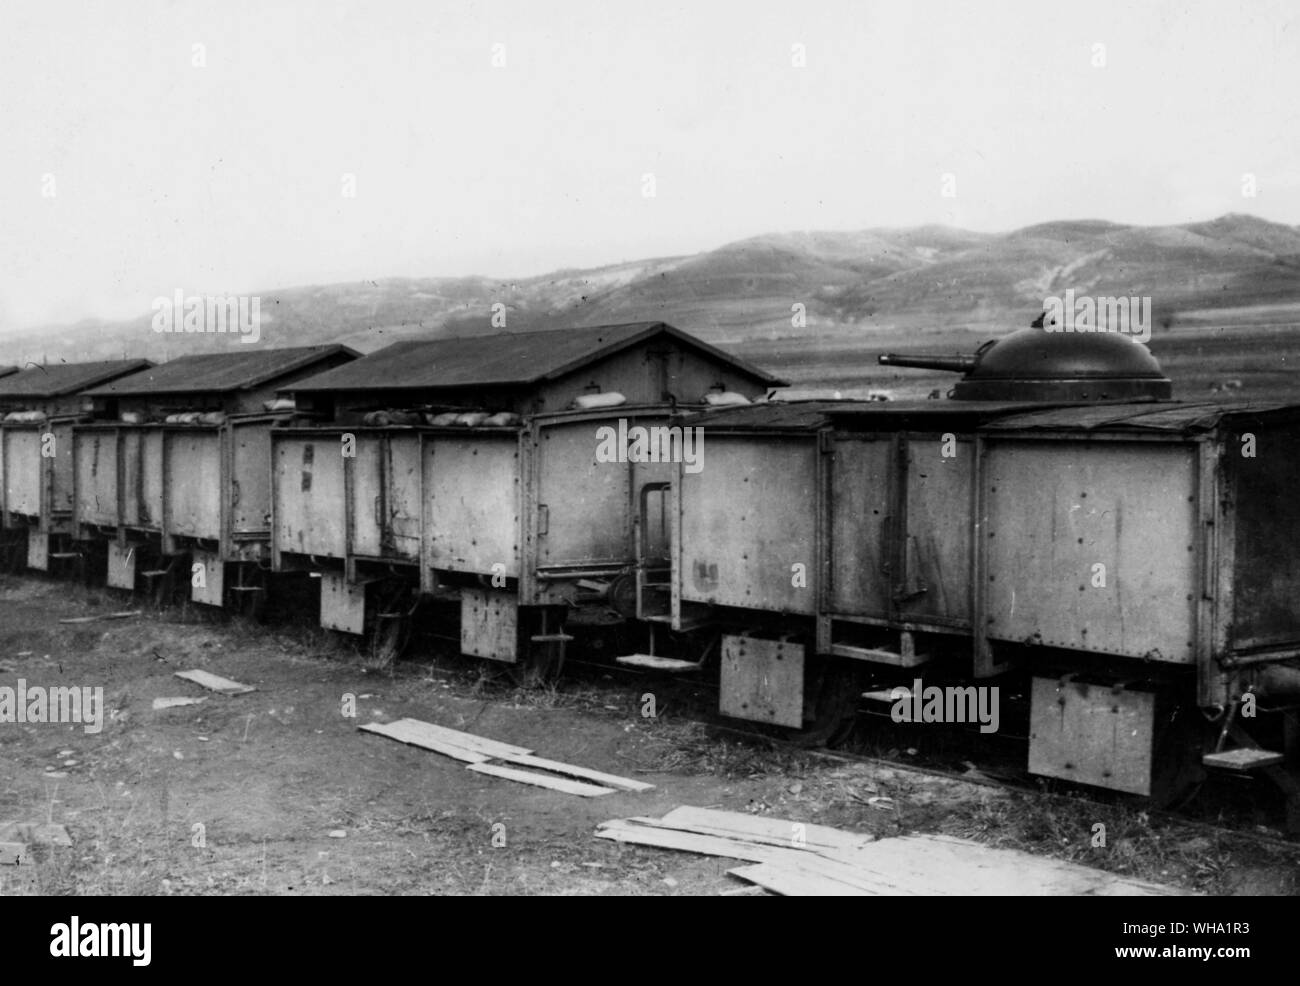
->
[877,353,979,373]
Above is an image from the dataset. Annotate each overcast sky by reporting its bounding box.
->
[1,0,1297,331]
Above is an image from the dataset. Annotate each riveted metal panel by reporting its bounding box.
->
[5,429,43,518]
[460,587,519,662]
[719,634,804,727]
[349,435,385,557]
[73,430,117,527]
[1028,676,1156,796]
[983,439,1198,662]
[535,419,632,567]
[26,527,48,571]
[191,548,224,606]
[165,430,222,540]
[900,435,975,624]
[826,434,892,618]
[385,434,423,561]
[120,429,163,529]
[320,569,366,634]
[273,434,347,558]
[48,422,76,520]
[230,421,272,535]
[425,433,520,576]
[679,434,817,615]
[107,541,136,590]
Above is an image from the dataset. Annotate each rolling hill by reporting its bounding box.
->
[4,213,1299,369]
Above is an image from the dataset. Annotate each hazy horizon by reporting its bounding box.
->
[3,0,1298,333]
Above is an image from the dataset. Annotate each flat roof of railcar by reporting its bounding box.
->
[84,345,359,396]
[286,322,786,393]
[978,400,1300,433]
[0,359,153,398]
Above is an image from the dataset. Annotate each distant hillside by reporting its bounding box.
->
[5,213,1300,366]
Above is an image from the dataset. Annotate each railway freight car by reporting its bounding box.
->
[71,346,358,604]
[0,359,153,570]
[272,322,782,667]
[652,326,1300,819]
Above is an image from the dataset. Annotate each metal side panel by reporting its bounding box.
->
[190,548,224,606]
[121,428,164,529]
[165,430,223,540]
[230,421,273,535]
[273,434,347,558]
[107,541,136,590]
[320,569,366,634]
[5,429,44,518]
[378,433,422,561]
[48,422,76,518]
[680,434,818,615]
[349,434,385,557]
[460,587,519,662]
[73,430,118,528]
[899,435,975,624]
[1028,676,1156,796]
[26,528,48,571]
[983,438,1198,663]
[826,434,893,618]
[534,419,633,567]
[426,434,520,576]
[719,634,804,728]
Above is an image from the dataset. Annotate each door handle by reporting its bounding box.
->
[538,504,549,536]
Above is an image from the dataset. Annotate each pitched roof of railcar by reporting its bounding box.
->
[0,366,16,380]
[84,345,359,396]
[286,322,785,393]
[0,359,153,398]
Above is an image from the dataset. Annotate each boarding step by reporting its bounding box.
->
[229,586,266,593]
[862,688,906,704]
[530,633,575,643]
[141,569,174,578]
[831,641,929,668]
[644,614,712,632]
[615,653,703,672]
[1202,748,1286,771]
[49,552,83,559]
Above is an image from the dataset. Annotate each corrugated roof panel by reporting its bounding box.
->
[84,345,357,396]
[0,359,153,399]
[0,366,17,379]
[289,322,785,393]
[679,400,862,430]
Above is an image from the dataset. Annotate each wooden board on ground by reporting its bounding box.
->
[174,669,255,695]
[598,809,1195,896]
[468,762,615,797]
[495,753,654,792]
[0,822,73,847]
[359,720,491,763]
[365,718,532,760]
[58,611,142,625]
[0,842,26,866]
[729,863,871,897]
[656,806,873,853]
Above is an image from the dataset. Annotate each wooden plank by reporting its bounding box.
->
[58,611,142,625]
[467,762,615,797]
[368,717,531,760]
[1202,748,1286,771]
[729,863,871,897]
[615,654,702,672]
[657,806,873,853]
[358,721,490,763]
[174,669,255,695]
[495,753,654,792]
[595,820,903,892]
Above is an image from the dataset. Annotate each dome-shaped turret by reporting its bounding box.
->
[878,325,1172,402]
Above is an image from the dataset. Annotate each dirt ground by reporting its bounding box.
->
[2,575,1298,896]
